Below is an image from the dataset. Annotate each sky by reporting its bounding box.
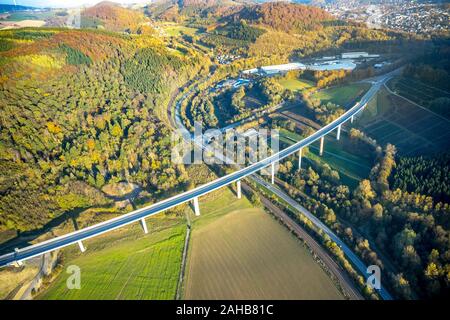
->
[0,0,152,8]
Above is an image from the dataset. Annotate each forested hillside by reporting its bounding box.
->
[229,2,333,33]
[0,28,204,232]
[171,1,418,61]
[82,1,148,32]
[403,45,450,89]
[391,154,450,203]
[147,0,241,23]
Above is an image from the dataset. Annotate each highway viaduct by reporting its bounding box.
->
[0,75,392,299]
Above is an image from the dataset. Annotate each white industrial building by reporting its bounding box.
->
[243,63,306,75]
[341,52,380,59]
[309,60,357,71]
[241,51,384,76]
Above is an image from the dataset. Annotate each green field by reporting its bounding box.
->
[279,129,373,188]
[38,217,186,300]
[184,188,343,299]
[278,78,314,92]
[312,83,370,108]
[356,89,450,155]
[162,24,199,37]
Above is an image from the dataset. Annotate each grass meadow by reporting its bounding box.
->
[38,216,186,300]
[162,23,199,37]
[278,78,314,92]
[312,83,370,108]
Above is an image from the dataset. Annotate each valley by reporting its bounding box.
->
[0,0,449,302]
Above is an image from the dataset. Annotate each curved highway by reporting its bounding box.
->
[0,79,378,267]
[0,74,392,300]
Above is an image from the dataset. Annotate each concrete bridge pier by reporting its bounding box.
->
[13,261,23,267]
[351,115,354,124]
[336,124,341,140]
[236,180,242,199]
[271,162,275,184]
[193,197,200,216]
[13,248,23,267]
[298,148,303,171]
[140,218,148,234]
[319,136,325,156]
[78,240,86,253]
